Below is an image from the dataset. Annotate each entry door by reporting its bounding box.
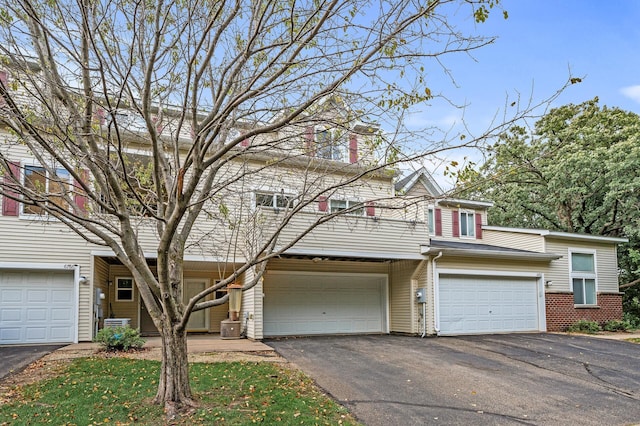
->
[185,279,209,332]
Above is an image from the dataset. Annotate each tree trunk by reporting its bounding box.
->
[153,322,195,417]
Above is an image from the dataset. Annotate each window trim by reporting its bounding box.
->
[459,209,476,238]
[115,276,135,302]
[569,249,598,306]
[19,161,73,218]
[427,206,435,235]
[314,126,348,162]
[252,189,297,212]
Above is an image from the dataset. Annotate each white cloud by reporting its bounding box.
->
[620,85,640,104]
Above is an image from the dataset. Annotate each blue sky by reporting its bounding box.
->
[406,0,640,186]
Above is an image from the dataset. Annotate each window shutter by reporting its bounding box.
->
[305,126,315,156]
[74,169,88,214]
[452,210,459,237]
[365,201,375,217]
[2,161,20,216]
[240,137,250,147]
[152,115,164,133]
[435,208,442,236]
[475,213,483,239]
[93,107,106,125]
[318,196,328,212]
[0,71,7,107]
[349,133,358,163]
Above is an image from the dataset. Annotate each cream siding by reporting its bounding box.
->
[436,256,549,273]
[241,267,262,340]
[389,260,420,334]
[544,238,620,294]
[482,229,545,252]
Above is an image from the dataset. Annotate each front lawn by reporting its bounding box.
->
[0,357,359,425]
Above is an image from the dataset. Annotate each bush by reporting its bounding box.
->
[603,320,629,332]
[566,319,602,334]
[94,325,145,351]
[623,312,640,330]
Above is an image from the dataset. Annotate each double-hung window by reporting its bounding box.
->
[316,128,347,162]
[254,191,295,211]
[570,251,597,305]
[459,210,475,238]
[427,207,435,235]
[22,165,72,216]
[330,199,363,216]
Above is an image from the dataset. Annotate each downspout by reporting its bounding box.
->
[411,260,427,338]
[432,251,443,335]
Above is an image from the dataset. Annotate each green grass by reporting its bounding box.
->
[626,338,640,344]
[0,357,359,425]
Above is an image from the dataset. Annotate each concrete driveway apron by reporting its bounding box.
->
[267,334,640,425]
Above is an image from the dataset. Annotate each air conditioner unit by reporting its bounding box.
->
[104,318,131,328]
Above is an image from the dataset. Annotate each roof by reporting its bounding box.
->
[395,167,444,196]
[421,240,561,261]
[483,226,629,244]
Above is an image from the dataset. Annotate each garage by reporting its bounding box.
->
[263,272,387,337]
[438,274,542,335]
[0,269,77,344]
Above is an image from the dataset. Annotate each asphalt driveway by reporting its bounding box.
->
[0,345,65,380]
[267,334,640,425]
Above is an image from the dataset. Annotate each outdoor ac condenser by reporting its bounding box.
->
[104,318,131,328]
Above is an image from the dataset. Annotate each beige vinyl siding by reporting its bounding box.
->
[483,229,545,252]
[389,260,420,334]
[241,267,262,340]
[273,213,426,258]
[106,265,141,325]
[436,256,547,273]
[266,258,388,274]
[544,238,620,294]
[93,256,110,336]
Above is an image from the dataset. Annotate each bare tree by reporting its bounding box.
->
[0,0,533,416]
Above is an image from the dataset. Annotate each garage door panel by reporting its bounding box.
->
[264,273,385,337]
[439,275,540,335]
[0,270,76,344]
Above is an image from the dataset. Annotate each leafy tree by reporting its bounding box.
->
[458,98,640,314]
[0,0,529,416]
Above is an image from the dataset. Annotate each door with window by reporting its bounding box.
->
[185,279,209,332]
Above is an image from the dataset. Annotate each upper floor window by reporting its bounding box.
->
[22,165,72,216]
[427,207,435,235]
[570,251,597,305]
[330,199,364,216]
[459,210,475,238]
[254,191,295,210]
[305,126,358,163]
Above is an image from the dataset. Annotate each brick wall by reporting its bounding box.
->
[545,292,623,331]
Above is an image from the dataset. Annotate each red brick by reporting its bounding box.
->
[545,293,623,331]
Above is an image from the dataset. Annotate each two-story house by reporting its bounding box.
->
[0,68,626,345]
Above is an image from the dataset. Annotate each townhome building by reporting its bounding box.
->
[0,67,626,345]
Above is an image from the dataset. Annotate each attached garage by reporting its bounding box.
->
[263,272,388,337]
[438,273,544,335]
[0,269,77,344]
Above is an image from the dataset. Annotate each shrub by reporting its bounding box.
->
[94,325,145,351]
[623,312,640,330]
[566,319,601,334]
[603,320,629,332]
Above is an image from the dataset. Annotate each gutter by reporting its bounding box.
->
[420,245,561,261]
[431,251,443,336]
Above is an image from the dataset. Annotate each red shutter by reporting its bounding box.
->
[240,137,250,147]
[0,71,7,106]
[435,208,442,236]
[349,133,358,163]
[452,210,459,237]
[74,169,88,214]
[365,201,375,217]
[305,126,315,156]
[152,115,164,133]
[475,212,483,239]
[94,107,106,125]
[318,196,328,212]
[2,161,20,216]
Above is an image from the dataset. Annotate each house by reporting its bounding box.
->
[0,70,626,345]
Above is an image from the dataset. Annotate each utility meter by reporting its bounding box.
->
[416,288,427,304]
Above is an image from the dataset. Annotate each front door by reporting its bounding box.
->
[185,279,209,332]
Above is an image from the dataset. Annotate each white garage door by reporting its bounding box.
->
[0,270,76,344]
[264,273,386,337]
[439,274,540,335]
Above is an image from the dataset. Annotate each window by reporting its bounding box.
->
[330,199,363,216]
[427,207,435,235]
[571,251,597,305]
[22,165,72,216]
[115,277,134,302]
[316,128,347,162]
[459,211,475,237]
[254,191,295,210]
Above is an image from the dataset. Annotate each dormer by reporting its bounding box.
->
[432,199,493,240]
